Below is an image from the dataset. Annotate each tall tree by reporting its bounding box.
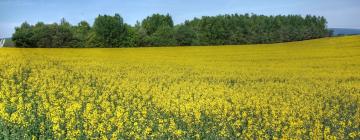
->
[141,14,174,35]
[140,14,176,46]
[92,14,135,47]
[12,22,35,48]
[12,13,332,48]
[148,26,177,46]
[175,24,198,46]
[73,21,91,47]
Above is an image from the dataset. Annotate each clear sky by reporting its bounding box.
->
[1,0,359,38]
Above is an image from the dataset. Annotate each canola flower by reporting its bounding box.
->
[0,36,360,139]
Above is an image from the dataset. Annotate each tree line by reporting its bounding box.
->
[12,13,333,48]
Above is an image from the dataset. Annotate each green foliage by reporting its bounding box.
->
[139,14,177,46]
[85,31,103,48]
[185,14,332,45]
[12,13,332,48]
[12,22,35,48]
[92,14,135,48]
[73,21,91,48]
[146,25,177,46]
[141,14,174,35]
[175,25,198,46]
[13,19,79,48]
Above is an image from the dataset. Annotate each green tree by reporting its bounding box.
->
[73,21,91,47]
[141,14,174,35]
[147,26,177,46]
[139,14,176,46]
[12,22,35,48]
[175,25,198,46]
[12,13,332,48]
[92,14,135,47]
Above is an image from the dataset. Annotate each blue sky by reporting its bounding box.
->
[0,0,359,38]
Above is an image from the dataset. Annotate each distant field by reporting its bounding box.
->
[0,36,360,139]
[331,28,360,36]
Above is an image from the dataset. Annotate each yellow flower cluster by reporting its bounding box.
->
[0,36,360,139]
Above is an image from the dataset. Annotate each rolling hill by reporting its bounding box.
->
[0,35,359,139]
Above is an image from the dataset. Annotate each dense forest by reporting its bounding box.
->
[12,13,332,48]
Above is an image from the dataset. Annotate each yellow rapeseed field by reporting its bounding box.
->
[0,36,360,139]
